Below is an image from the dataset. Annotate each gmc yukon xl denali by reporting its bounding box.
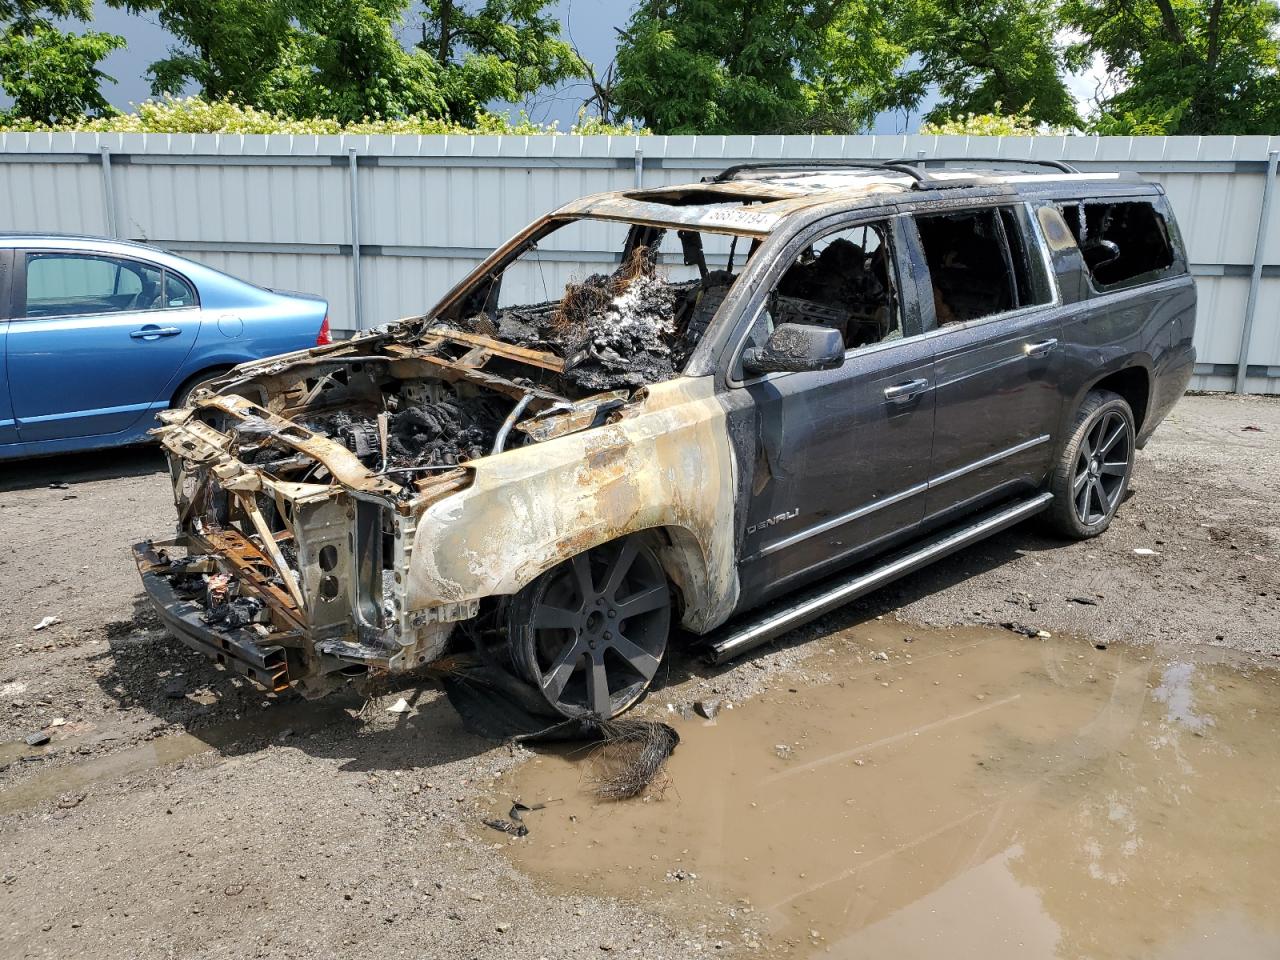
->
[134,159,1196,720]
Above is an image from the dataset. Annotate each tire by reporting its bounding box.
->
[1044,389,1136,539]
[508,535,672,719]
[172,368,231,409]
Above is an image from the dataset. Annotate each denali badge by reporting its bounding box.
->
[748,507,799,535]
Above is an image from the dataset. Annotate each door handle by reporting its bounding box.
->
[1024,338,1059,358]
[883,378,930,403]
[130,325,182,340]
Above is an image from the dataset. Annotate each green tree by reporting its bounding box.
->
[0,0,123,122]
[613,0,914,135]
[905,0,1080,128]
[106,0,301,105]
[110,0,447,122]
[293,0,445,121]
[418,0,585,123]
[1062,0,1280,134]
[0,0,88,28]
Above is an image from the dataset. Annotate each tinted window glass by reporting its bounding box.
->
[164,271,197,307]
[765,220,903,351]
[24,254,165,318]
[1059,201,1175,289]
[915,206,1049,326]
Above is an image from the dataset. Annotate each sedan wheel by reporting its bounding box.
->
[509,536,671,719]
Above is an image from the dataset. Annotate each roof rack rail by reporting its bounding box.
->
[709,156,1078,190]
[916,156,1079,174]
[710,159,930,186]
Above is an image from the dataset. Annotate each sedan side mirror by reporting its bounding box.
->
[743,323,845,376]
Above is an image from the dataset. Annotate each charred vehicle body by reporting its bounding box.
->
[135,159,1196,719]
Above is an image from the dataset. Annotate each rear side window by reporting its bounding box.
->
[24,253,167,319]
[164,271,197,307]
[915,205,1051,326]
[1058,201,1176,290]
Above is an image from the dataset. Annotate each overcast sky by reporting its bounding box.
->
[81,0,935,133]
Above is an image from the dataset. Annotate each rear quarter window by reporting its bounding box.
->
[1058,200,1180,291]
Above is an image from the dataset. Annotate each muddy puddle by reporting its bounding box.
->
[489,625,1280,958]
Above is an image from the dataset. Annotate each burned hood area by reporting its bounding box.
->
[284,221,748,477]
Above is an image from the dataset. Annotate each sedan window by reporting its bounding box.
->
[24,253,167,319]
[164,271,197,308]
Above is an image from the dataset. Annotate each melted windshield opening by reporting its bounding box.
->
[434,217,760,392]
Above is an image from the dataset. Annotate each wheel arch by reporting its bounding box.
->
[170,363,236,407]
[1090,365,1151,435]
[1064,358,1152,442]
[404,379,742,635]
[489,521,727,635]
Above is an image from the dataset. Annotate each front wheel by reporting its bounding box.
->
[1045,389,1135,539]
[508,535,671,719]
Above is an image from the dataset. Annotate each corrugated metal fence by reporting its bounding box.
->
[1,132,1277,394]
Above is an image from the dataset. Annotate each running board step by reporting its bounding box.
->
[704,493,1053,665]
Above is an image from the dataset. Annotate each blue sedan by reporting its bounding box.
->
[0,235,331,460]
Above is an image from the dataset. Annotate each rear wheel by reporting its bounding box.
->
[172,367,231,409]
[508,535,671,719]
[1045,389,1135,539]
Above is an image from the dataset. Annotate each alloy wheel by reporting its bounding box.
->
[516,538,670,718]
[1072,409,1132,526]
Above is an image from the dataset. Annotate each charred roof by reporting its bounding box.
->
[558,160,1153,237]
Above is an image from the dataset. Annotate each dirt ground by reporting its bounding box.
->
[1,393,1277,959]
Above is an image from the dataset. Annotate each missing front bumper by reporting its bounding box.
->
[133,537,293,692]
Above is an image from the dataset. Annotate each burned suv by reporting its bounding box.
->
[135,159,1196,719]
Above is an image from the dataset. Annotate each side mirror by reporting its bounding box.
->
[1082,238,1120,271]
[742,323,844,376]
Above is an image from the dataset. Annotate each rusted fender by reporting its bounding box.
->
[405,376,740,634]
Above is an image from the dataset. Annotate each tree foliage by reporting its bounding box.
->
[919,104,1074,135]
[1061,0,1280,134]
[0,93,647,133]
[106,0,580,125]
[292,0,445,121]
[419,0,584,123]
[106,0,300,104]
[0,0,124,123]
[613,0,914,135]
[904,0,1081,128]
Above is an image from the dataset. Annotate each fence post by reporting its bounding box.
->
[1236,149,1279,394]
[347,148,364,331]
[99,146,117,239]
[634,142,644,189]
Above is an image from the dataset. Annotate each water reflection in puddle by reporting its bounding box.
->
[490,626,1280,958]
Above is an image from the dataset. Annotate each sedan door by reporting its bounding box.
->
[0,250,16,445]
[733,214,936,602]
[7,250,200,442]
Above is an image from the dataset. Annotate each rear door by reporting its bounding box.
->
[732,213,936,601]
[909,203,1065,524]
[8,250,201,441]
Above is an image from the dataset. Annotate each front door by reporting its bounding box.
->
[910,204,1066,524]
[734,215,936,602]
[8,250,200,442]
